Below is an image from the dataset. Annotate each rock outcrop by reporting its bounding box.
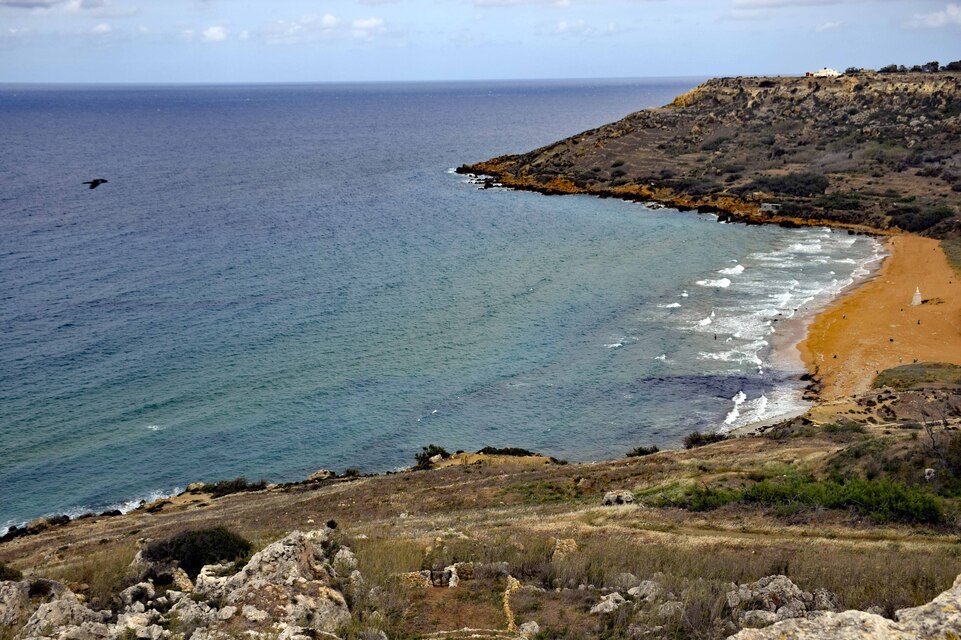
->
[601,490,635,506]
[726,574,840,627]
[1,526,361,640]
[728,573,961,639]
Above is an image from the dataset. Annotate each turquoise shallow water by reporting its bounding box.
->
[0,80,880,530]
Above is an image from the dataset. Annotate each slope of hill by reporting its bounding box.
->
[460,73,961,237]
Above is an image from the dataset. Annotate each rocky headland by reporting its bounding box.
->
[459,72,961,240]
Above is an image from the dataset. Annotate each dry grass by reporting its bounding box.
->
[41,541,139,610]
[332,525,961,639]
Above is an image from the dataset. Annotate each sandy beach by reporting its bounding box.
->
[799,235,961,399]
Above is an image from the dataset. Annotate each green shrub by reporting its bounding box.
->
[626,445,660,458]
[200,478,267,498]
[477,447,537,457]
[142,527,252,579]
[0,562,22,581]
[415,444,450,470]
[813,192,862,210]
[741,477,942,524]
[944,432,961,478]
[822,423,867,435]
[701,136,731,152]
[675,485,741,511]
[661,477,943,524]
[744,172,829,197]
[683,431,728,449]
[889,205,953,232]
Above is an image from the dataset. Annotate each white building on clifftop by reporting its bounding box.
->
[807,68,841,78]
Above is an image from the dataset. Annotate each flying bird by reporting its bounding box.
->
[83,179,108,190]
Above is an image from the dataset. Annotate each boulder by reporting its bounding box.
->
[170,568,193,593]
[739,610,778,629]
[590,592,627,614]
[810,588,841,612]
[628,580,662,603]
[656,600,685,620]
[25,518,51,534]
[0,581,31,628]
[168,596,217,629]
[18,590,107,639]
[308,469,336,482]
[242,604,269,623]
[518,621,541,637]
[332,548,358,576]
[119,583,155,608]
[115,609,167,640]
[601,490,635,506]
[551,538,578,561]
[611,572,639,591]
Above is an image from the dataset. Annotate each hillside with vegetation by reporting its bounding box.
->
[459,70,961,241]
[3,372,961,639]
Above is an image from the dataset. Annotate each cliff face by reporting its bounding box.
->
[461,73,961,235]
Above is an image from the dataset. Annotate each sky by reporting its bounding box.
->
[0,0,959,83]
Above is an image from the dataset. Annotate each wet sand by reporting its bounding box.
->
[798,235,961,399]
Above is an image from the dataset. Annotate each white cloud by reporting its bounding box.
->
[734,0,840,6]
[201,25,227,42]
[908,3,961,28]
[0,0,135,14]
[352,17,383,29]
[90,21,109,33]
[474,0,571,5]
[351,17,384,38]
[554,18,619,36]
[815,20,841,30]
[264,13,391,44]
[0,0,60,8]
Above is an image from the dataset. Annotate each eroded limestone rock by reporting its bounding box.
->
[601,490,635,506]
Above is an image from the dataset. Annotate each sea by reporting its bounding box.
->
[0,79,883,532]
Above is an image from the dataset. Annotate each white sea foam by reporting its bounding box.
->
[788,242,823,254]
[1,486,186,537]
[146,424,161,431]
[718,264,745,275]
[697,310,716,326]
[697,278,731,288]
[681,290,689,298]
[658,302,682,309]
[654,354,667,361]
[605,342,623,349]
[724,390,748,424]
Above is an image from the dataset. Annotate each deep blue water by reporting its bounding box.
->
[0,80,880,529]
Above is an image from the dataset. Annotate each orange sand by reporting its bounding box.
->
[799,235,961,399]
